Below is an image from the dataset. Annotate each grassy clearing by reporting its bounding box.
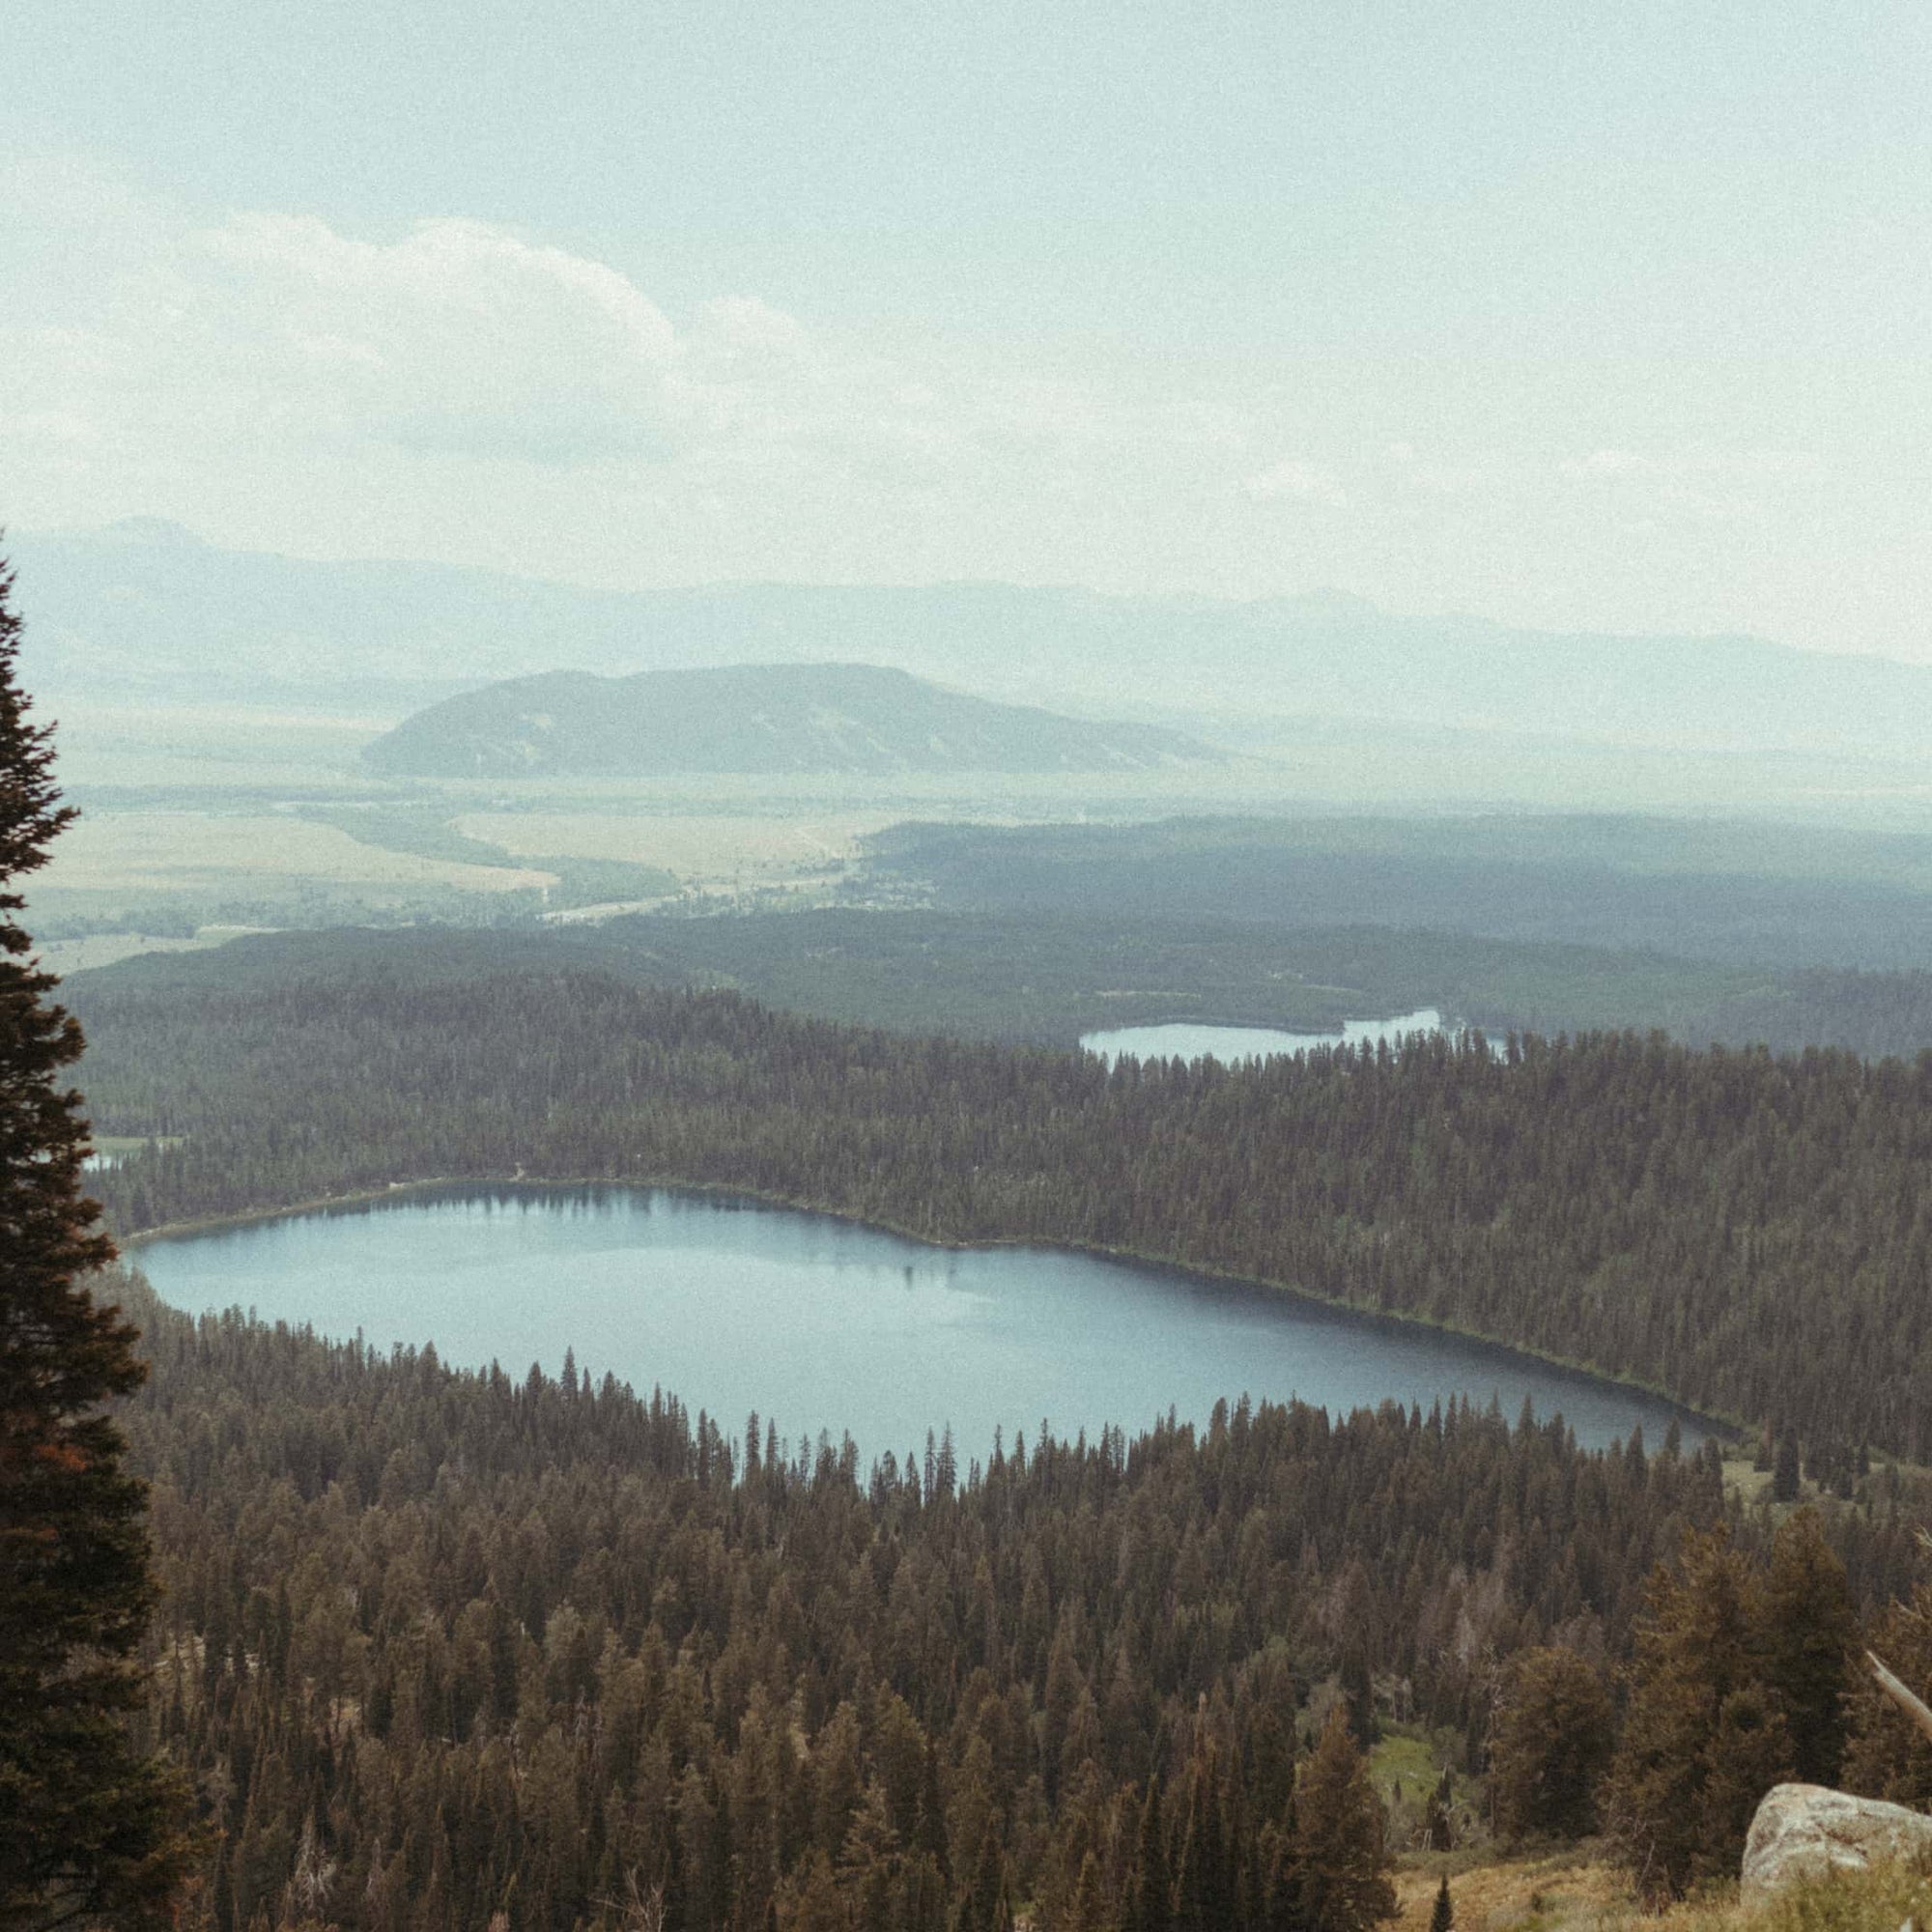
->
[1720,1455,1932,1512]
[1372,1732,1444,1804]
[39,928,247,978]
[293,805,524,871]
[1394,1854,1932,1932]
[1748,1861,1932,1932]
[90,1134,175,1156]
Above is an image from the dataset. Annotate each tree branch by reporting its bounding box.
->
[1868,1650,1932,1747]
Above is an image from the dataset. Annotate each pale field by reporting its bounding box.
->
[1392,1855,1631,1932]
[51,701,387,791]
[455,810,898,882]
[38,927,263,978]
[43,812,554,895]
[438,768,1284,820]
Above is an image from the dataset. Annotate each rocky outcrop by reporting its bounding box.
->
[1741,1783,1932,1897]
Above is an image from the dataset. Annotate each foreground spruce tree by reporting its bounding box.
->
[1489,1646,1615,1841]
[1758,1506,1856,1786]
[1292,1706,1397,1932]
[1605,1526,1793,1901]
[0,550,188,1929]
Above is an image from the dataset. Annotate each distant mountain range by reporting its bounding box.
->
[16,517,1932,765]
[362,663,1220,777]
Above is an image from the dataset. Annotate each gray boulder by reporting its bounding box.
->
[1742,1783,1932,1897]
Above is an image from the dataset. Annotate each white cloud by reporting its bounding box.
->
[187,213,690,466]
[0,173,808,479]
[0,160,1267,526]
[4,156,1900,656]
[692,295,810,366]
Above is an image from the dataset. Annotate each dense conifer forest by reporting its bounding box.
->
[112,1273,1932,1932]
[869,816,1932,976]
[71,962,1932,1458]
[67,913,1932,1060]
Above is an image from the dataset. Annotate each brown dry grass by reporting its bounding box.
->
[1392,1853,1631,1932]
[1393,1852,1932,1932]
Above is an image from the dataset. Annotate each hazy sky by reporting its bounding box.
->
[5,3,1930,656]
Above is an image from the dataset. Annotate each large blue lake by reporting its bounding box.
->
[132,1184,1709,1463]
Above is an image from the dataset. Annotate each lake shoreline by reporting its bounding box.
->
[119,1169,1735,1445]
[1080,1008,1451,1064]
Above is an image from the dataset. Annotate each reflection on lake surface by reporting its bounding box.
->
[1082,1009,1444,1065]
[133,1185,1710,1463]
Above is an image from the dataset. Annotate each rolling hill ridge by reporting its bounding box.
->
[361,662,1226,778]
[23,520,1932,765]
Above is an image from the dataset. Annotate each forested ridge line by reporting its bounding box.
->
[71,913,1932,1059]
[109,1270,1931,1932]
[869,812,1932,976]
[75,970,1932,1457]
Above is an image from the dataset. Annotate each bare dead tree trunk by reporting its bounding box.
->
[1868,1651,1932,1747]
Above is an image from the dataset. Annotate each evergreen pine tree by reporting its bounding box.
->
[1695,1684,1796,1879]
[210,1839,236,1932]
[1068,1852,1105,1932]
[1488,1647,1614,1842]
[1338,1653,1378,1749]
[1429,1877,1452,1932]
[953,1822,1009,1932]
[1757,1507,1856,1786]
[1605,1527,1793,1900]
[837,1781,900,1932]
[1292,1708,1395,1932]
[1131,1775,1172,1932]
[1419,1769,1454,1854]
[780,1851,843,1932]
[1772,1432,1802,1504]
[1172,1749,1226,1932]
[0,549,191,1927]
[1258,1813,1302,1932]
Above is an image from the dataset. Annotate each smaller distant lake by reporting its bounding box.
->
[1082,1009,1444,1065]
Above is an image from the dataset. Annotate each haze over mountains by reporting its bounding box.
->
[23,519,1932,770]
[364,665,1220,778]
